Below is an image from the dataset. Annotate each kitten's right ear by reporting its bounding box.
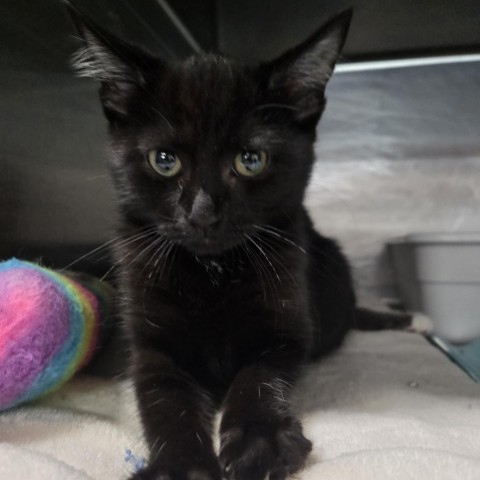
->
[65,1,158,121]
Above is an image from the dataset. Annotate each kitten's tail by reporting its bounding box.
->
[354,307,414,331]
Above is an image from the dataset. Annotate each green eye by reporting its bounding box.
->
[234,150,268,177]
[148,150,182,177]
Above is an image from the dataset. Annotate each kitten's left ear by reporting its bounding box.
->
[65,1,159,121]
[265,9,353,124]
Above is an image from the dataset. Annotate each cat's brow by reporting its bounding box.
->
[243,103,301,121]
[149,106,174,130]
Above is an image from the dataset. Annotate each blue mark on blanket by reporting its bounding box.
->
[125,448,146,472]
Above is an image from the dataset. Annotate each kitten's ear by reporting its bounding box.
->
[265,9,352,124]
[65,1,158,121]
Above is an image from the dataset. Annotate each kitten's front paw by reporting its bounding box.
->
[220,416,312,480]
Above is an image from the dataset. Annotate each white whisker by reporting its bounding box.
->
[252,224,307,254]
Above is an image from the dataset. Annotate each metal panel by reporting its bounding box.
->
[217,0,480,62]
[306,60,480,301]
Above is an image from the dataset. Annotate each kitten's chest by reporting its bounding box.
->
[168,258,268,386]
[129,250,300,388]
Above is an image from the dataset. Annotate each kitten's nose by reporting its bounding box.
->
[188,189,220,230]
[189,213,220,229]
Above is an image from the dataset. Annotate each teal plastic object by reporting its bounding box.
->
[427,334,480,382]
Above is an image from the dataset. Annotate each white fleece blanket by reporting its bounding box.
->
[1,331,479,480]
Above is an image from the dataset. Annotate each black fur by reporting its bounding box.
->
[68,4,355,479]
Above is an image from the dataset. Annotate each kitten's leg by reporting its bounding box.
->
[219,360,311,480]
[130,349,221,480]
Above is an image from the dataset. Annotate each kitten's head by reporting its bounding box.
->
[68,4,351,255]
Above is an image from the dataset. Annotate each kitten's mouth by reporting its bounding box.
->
[174,230,243,256]
[163,223,247,256]
[182,237,230,256]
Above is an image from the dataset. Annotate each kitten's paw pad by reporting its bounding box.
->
[220,416,312,480]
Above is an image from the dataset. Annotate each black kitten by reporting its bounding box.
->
[68,5,355,480]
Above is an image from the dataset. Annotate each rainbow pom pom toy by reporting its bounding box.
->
[0,258,113,410]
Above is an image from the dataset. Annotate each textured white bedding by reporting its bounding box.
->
[1,331,479,480]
